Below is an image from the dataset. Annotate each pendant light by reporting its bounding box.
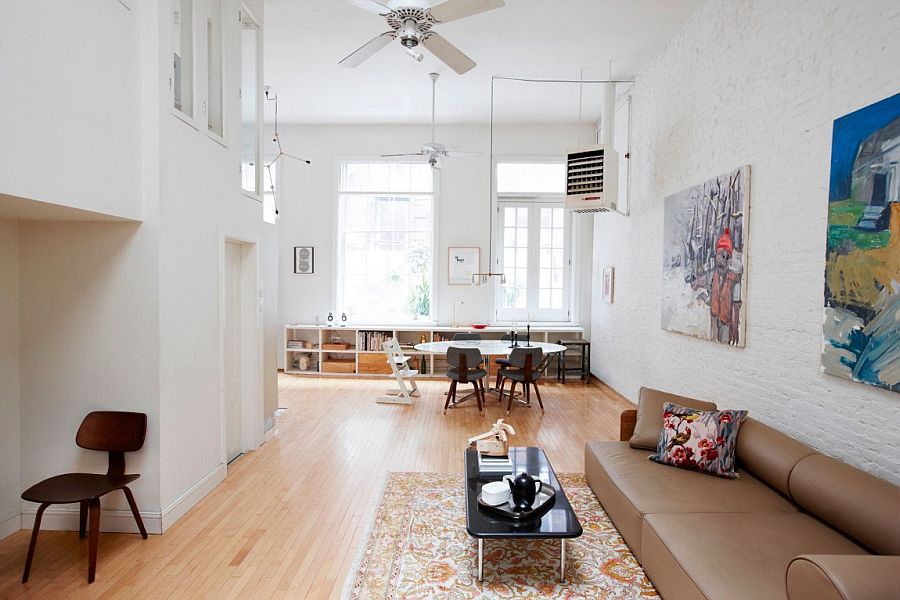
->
[472,76,506,286]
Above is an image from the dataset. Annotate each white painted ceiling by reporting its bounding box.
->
[264,0,703,124]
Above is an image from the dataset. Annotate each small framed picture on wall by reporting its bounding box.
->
[448,247,479,285]
[294,246,314,274]
[602,266,615,303]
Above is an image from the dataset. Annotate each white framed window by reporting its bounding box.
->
[171,0,195,119]
[336,162,435,322]
[240,8,261,196]
[206,0,225,139]
[495,161,570,322]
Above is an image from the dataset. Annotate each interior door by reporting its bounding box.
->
[224,241,243,463]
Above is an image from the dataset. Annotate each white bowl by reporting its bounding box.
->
[481,481,511,506]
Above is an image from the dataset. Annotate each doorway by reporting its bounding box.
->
[224,241,243,463]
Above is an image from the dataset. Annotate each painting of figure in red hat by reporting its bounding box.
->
[661,166,750,346]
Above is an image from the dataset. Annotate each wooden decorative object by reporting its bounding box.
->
[322,342,351,350]
[468,419,516,456]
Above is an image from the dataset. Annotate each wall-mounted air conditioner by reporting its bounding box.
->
[565,144,618,213]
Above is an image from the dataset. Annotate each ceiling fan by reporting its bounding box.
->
[340,0,505,75]
[381,72,480,168]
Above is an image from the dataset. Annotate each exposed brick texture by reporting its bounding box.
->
[591,0,900,484]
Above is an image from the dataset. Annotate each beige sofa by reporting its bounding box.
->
[585,387,900,600]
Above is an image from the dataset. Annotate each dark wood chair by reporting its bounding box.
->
[498,347,544,416]
[21,411,148,584]
[444,347,486,413]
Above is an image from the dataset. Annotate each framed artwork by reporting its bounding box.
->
[661,165,750,347]
[822,92,899,392]
[448,247,479,285]
[602,266,615,303]
[294,246,314,274]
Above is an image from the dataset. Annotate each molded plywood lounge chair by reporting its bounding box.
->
[20,411,148,584]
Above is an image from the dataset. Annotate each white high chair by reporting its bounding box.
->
[376,338,420,405]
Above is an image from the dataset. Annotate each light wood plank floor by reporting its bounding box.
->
[0,375,633,599]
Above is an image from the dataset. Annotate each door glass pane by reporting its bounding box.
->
[172,0,193,117]
[207,0,224,136]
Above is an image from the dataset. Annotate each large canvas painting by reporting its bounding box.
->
[662,166,750,346]
[823,93,900,392]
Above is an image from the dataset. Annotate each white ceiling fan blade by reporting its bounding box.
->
[428,0,504,23]
[339,32,395,68]
[422,33,476,75]
[347,0,392,15]
[381,152,426,157]
[445,150,482,158]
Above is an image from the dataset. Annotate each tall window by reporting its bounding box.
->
[337,162,435,321]
[496,162,570,321]
[206,0,224,137]
[240,10,260,195]
[172,0,194,117]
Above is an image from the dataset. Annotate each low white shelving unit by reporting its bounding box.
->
[283,324,586,379]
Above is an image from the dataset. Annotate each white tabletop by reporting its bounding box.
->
[413,340,567,355]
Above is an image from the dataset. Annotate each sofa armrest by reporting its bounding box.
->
[619,410,637,442]
[786,555,900,600]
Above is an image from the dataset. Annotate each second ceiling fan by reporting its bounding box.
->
[381,72,479,168]
[340,0,505,75]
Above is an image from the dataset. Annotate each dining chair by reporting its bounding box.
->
[493,333,514,390]
[498,347,544,416]
[452,332,482,341]
[21,411,148,584]
[444,347,486,413]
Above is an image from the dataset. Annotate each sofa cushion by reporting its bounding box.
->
[629,387,717,450]
[789,454,900,555]
[650,403,747,479]
[584,441,796,562]
[735,418,818,498]
[641,513,867,600]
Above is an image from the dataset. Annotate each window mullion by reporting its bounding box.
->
[527,204,541,317]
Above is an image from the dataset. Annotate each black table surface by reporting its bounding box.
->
[464,447,583,539]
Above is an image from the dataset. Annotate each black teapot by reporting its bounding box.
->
[503,472,543,511]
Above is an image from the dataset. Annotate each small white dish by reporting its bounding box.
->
[481,481,511,506]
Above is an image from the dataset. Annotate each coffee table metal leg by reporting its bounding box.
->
[560,539,566,582]
[478,538,484,582]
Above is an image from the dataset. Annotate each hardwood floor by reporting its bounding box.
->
[0,375,633,599]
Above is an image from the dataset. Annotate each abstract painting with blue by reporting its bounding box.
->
[823,92,900,392]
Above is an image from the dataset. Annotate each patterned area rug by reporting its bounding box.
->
[344,472,658,599]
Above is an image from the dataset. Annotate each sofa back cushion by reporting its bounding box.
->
[789,454,900,555]
[735,418,818,497]
[629,387,716,450]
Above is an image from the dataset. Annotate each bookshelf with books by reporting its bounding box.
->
[282,324,584,379]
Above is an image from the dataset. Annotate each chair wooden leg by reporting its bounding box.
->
[443,380,456,414]
[497,377,505,403]
[79,500,88,539]
[22,503,50,583]
[87,498,101,583]
[507,381,517,415]
[474,381,483,412]
[533,382,544,412]
[122,487,148,539]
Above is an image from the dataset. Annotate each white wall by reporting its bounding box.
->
[0,221,21,540]
[0,1,143,221]
[591,0,900,483]
[154,0,279,514]
[18,221,162,530]
[275,123,594,356]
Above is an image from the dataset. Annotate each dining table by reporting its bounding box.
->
[413,340,567,408]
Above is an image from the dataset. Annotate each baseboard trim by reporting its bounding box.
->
[21,504,163,535]
[160,463,226,532]
[264,414,275,433]
[0,513,20,540]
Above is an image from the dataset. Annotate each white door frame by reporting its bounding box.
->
[219,233,264,468]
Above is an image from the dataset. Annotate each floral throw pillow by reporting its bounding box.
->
[649,402,748,479]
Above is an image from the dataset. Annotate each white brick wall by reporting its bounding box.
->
[591,0,900,484]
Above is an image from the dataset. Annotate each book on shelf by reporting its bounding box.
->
[358,330,394,352]
[477,453,513,473]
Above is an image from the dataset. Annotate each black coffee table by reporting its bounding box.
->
[464,447,583,582]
